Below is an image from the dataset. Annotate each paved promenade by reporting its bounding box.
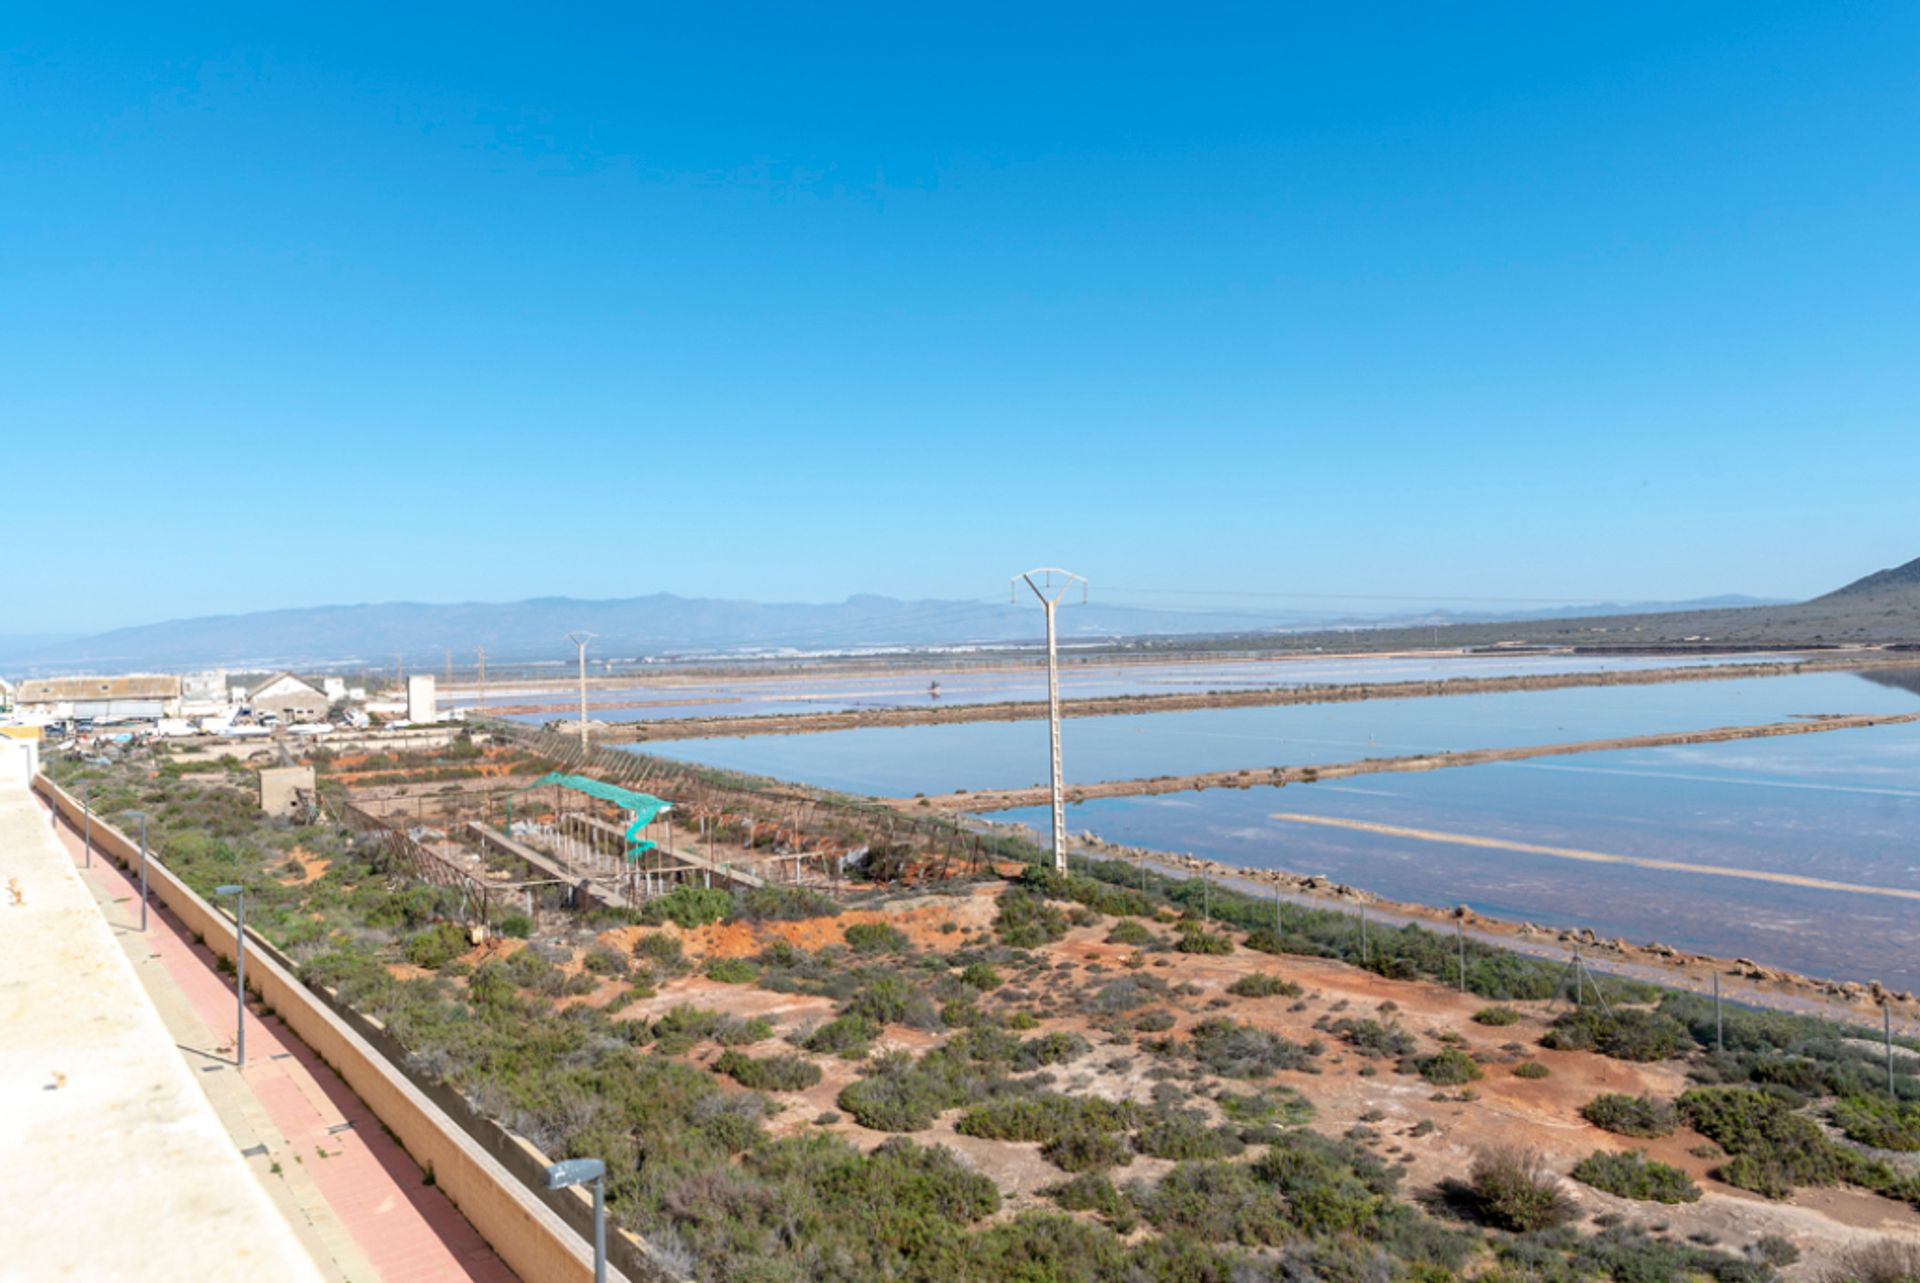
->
[34,785,520,1283]
[0,778,327,1282]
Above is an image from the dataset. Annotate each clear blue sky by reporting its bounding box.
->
[5,3,1917,632]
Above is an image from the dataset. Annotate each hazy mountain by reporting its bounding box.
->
[0,589,1792,675]
[1815,554,1920,601]
[0,594,1319,672]
[1248,557,1920,654]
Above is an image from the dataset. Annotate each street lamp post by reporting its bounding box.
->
[127,810,149,931]
[215,885,247,1068]
[82,781,92,868]
[545,1157,607,1283]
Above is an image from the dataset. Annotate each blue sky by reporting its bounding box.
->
[4,3,1917,632]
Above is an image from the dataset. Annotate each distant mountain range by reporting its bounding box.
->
[0,592,1778,674]
[4,558,1915,675]
[1258,555,1920,655]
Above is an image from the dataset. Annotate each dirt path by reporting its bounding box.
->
[905,709,1920,812]
[579,653,1910,741]
[1269,812,1920,903]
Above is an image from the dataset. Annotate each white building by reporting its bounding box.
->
[406,674,437,723]
[180,670,233,718]
[247,673,329,723]
[16,675,183,722]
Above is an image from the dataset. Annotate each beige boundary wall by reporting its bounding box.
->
[33,773,677,1283]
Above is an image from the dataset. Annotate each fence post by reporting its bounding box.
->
[1456,918,1466,993]
[1714,972,1723,1053]
[1889,1004,1898,1098]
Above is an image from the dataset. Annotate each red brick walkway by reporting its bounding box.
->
[47,800,519,1283]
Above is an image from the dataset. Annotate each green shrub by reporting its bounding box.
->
[1468,1147,1575,1231]
[1016,863,1159,919]
[1408,1047,1483,1085]
[581,945,627,976]
[1677,1087,1886,1201]
[1013,1031,1090,1070]
[1186,1018,1315,1078]
[633,931,690,975]
[1105,919,1155,948]
[1227,973,1303,998]
[404,921,468,970]
[704,956,758,984]
[652,1005,771,1048]
[844,922,911,954]
[1511,1060,1550,1080]
[1176,924,1234,955]
[715,1015,774,1046]
[959,961,1002,990]
[1135,1160,1296,1245]
[731,884,840,922]
[1541,1007,1687,1062]
[1087,975,1165,1014]
[1041,1128,1133,1173]
[646,884,734,929]
[995,888,1067,948]
[714,1049,823,1092]
[838,1047,1010,1132]
[496,912,533,938]
[653,1004,726,1042]
[1331,1017,1417,1060]
[1570,1149,1700,1203]
[1473,1005,1523,1026]
[1255,1129,1402,1235]
[1043,1172,1136,1231]
[1582,1093,1678,1138]
[955,1093,1139,1144]
[1217,1088,1315,1128]
[804,1014,881,1058]
[845,973,941,1030]
[1832,1094,1920,1152]
[1131,1110,1246,1161]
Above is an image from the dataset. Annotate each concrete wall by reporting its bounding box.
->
[0,733,38,785]
[258,765,316,818]
[32,773,681,1283]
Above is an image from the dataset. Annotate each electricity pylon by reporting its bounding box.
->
[565,631,597,751]
[1012,568,1086,873]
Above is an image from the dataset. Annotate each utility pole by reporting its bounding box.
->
[566,632,596,752]
[476,646,487,712]
[1012,567,1086,874]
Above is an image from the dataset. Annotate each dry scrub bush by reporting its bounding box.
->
[1469,1146,1576,1232]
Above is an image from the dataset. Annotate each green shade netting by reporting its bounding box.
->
[521,772,672,864]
